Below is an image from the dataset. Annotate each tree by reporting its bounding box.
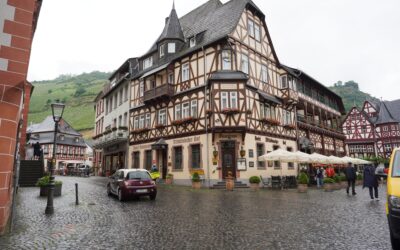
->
[74,87,86,97]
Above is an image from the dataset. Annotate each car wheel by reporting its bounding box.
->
[118,189,124,202]
[391,229,400,250]
[107,185,111,196]
[149,193,156,200]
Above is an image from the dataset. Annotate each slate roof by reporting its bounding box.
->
[375,100,400,125]
[157,5,185,43]
[28,132,86,147]
[209,71,248,81]
[28,116,81,136]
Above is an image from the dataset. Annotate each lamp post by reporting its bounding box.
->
[45,102,65,215]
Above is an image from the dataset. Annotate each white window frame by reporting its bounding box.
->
[158,109,167,125]
[168,43,176,53]
[281,75,288,89]
[145,113,151,128]
[261,65,268,83]
[143,57,153,69]
[241,54,249,74]
[182,63,190,82]
[124,85,128,101]
[230,92,238,109]
[190,37,196,48]
[175,104,181,120]
[159,44,165,58]
[168,73,174,84]
[222,50,232,70]
[221,92,229,110]
[182,102,190,119]
[191,100,198,118]
[254,23,261,41]
[248,19,254,37]
[124,113,128,126]
[134,117,139,129]
[139,115,145,129]
[139,81,144,97]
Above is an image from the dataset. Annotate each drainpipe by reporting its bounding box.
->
[203,46,210,188]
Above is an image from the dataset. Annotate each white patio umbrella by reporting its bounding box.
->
[328,155,348,165]
[291,151,313,163]
[310,152,332,164]
[341,156,357,164]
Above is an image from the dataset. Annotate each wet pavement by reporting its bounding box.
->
[0,176,391,249]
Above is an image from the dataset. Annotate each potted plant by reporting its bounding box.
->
[226,171,234,191]
[249,176,261,191]
[166,173,173,185]
[191,172,201,189]
[297,172,309,193]
[323,177,335,192]
[333,175,341,190]
[36,175,62,197]
[339,173,347,188]
[356,173,363,185]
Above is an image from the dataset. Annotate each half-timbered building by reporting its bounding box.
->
[120,0,347,186]
[343,100,400,159]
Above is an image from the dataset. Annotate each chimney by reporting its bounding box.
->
[165,17,169,24]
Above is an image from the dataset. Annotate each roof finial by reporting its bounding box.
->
[172,0,175,10]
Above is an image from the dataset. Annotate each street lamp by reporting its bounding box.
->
[45,102,65,215]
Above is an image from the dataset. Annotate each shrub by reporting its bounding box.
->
[357,174,363,180]
[333,175,340,183]
[323,177,335,184]
[166,173,173,179]
[192,172,201,182]
[36,175,62,187]
[298,172,309,185]
[249,176,261,184]
[338,173,347,182]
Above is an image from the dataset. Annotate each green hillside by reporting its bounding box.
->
[328,80,379,112]
[28,71,110,131]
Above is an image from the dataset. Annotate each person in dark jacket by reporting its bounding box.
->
[363,164,379,200]
[33,142,41,160]
[345,162,357,195]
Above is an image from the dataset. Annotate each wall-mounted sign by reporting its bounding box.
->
[248,149,254,158]
[249,161,254,168]
[255,136,261,141]
[237,158,246,171]
[265,138,278,144]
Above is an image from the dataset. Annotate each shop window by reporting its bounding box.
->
[145,150,152,171]
[287,147,294,169]
[273,145,280,169]
[191,144,201,169]
[257,143,265,169]
[173,147,183,170]
[132,152,140,169]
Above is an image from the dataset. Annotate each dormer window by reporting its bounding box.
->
[222,50,232,70]
[159,44,165,58]
[190,37,196,48]
[168,43,176,53]
[143,57,153,69]
[75,137,79,143]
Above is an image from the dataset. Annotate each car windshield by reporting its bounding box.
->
[127,171,151,180]
[393,151,400,177]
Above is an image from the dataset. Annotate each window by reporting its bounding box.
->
[222,50,232,70]
[143,57,153,69]
[182,102,190,119]
[145,113,151,128]
[132,152,140,169]
[257,143,265,168]
[385,144,392,153]
[105,100,109,114]
[260,103,271,119]
[119,89,123,105]
[124,85,129,101]
[159,44,165,58]
[118,115,122,127]
[230,92,238,109]
[241,54,249,74]
[168,73,174,84]
[109,97,113,113]
[254,23,261,41]
[114,94,118,109]
[139,81,144,97]
[191,100,198,118]
[139,115,145,129]
[383,126,388,132]
[158,109,167,125]
[174,147,183,170]
[284,110,291,125]
[261,65,268,83]
[273,145,280,169]
[168,43,175,53]
[281,75,288,88]
[134,117,139,129]
[287,147,294,169]
[191,144,201,169]
[175,104,181,120]
[182,63,190,81]
[123,113,127,126]
[221,92,229,110]
[248,19,254,37]
[145,150,152,171]
[190,37,196,47]
[361,125,367,134]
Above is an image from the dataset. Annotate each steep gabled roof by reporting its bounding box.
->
[384,99,400,122]
[157,5,185,43]
[28,116,81,136]
[375,101,398,125]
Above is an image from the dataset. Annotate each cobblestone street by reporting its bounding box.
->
[0,176,391,249]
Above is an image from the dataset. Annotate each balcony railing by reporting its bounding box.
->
[297,114,341,132]
[93,129,128,148]
[144,83,174,103]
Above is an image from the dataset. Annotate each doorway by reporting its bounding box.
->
[221,141,236,179]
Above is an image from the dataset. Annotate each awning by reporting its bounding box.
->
[258,90,281,105]
[152,138,168,150]
[140,63,170,79]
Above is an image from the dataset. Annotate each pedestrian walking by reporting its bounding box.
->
[363,164,379,200]
[33,142,41,160]
[316,166,324,188]
[345,162,357,195]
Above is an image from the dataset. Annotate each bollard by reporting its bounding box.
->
[75,183,79,205]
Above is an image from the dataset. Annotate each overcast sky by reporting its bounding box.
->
[28,0,400,101]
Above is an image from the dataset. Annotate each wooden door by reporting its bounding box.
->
[221,141,236,179]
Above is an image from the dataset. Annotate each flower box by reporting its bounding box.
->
[118,126,128,131]
[221,108,240,115]
[131,128,150,134]
[205,109,213,115]
[284,124,296,130]
[111,127,118,131]
[171,117,197,126]
[155,124,165,129]
[103,129,112,135]
[260,118,280,126]
[246,109,253,115]
[40,185,62,197]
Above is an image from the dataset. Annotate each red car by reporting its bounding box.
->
[107,169,157,201]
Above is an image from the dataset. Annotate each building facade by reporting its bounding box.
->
[92,59,138,175]
[0,0,42,234]
[343,100,400,159]
[122,0,346,186]
[27,116,87,171]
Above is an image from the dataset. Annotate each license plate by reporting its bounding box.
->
[136,189,147,193]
